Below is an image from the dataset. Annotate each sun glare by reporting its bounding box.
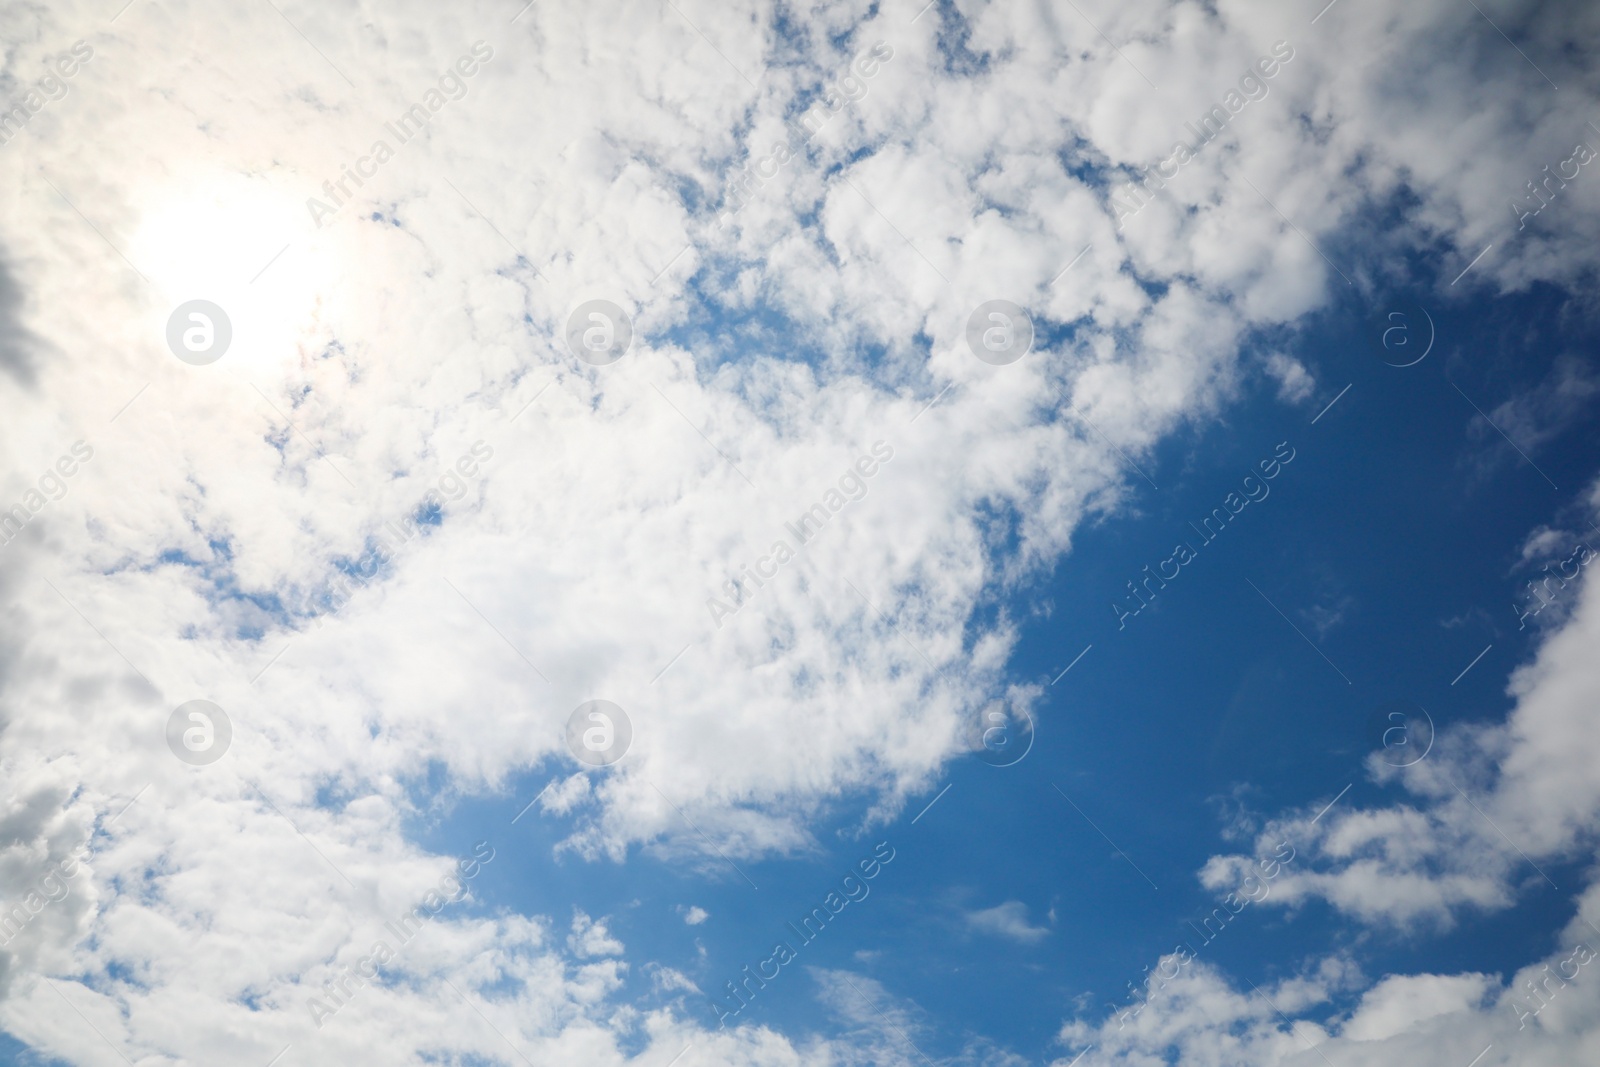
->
[131,171,334,371]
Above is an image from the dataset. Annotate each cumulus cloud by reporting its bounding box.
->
[568,911,626,959]
[1052,932,1600,1067]
[1341,972,1498,1042]
[1264,352,1316,404]
[1053,887,1600,1067]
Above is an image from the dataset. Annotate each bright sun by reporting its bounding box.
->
[130,170,334,371]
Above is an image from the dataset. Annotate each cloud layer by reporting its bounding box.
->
[0,0,1598,1062]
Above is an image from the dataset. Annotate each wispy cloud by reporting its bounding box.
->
[966,900,1051,943]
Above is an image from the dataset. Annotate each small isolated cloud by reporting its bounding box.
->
[1300,594,1353,639]
[1265,353,1316,404]
[644,963,701,995]
[567,910,624,958]
[539,773,592,816]
[1482,354,1600,456]
[1520,525,1572,564]
[680,905,709,926]
[1439,606,1493,631]
[966,901,1050,943]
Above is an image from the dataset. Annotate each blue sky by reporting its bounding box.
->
[3,1,1600,1065]
[396,280,1600,1064]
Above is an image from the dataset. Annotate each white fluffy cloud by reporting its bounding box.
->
[1053,895,1600,1067]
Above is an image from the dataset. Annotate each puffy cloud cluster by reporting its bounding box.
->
[1054,896,1600,1067]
